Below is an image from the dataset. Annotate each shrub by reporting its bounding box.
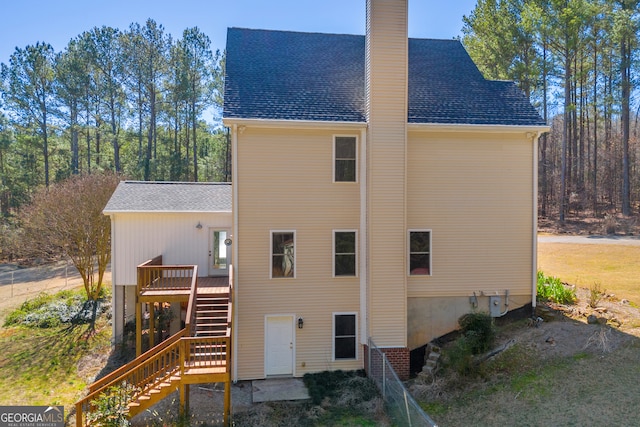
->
[537,271,576,305]
[588,282,605,308]
[443,313,495,376]
[458,312,496,354]
[85,382,138,427]
[445,335,476,375]
[3,289,108,328]
[303,370,372,405]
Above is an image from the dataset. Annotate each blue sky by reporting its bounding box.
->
[0,0,477,65]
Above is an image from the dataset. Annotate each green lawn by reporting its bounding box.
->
[538,242,640,305]
[0,295,112,421]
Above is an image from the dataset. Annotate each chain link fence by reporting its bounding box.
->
[368,338,438,427]
[0,261,95,315]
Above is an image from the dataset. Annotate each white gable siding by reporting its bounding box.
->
[110,211,232,285]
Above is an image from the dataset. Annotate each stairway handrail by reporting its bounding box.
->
[76,329,185,427]
[89,328,186,394]
[184,265,199,336]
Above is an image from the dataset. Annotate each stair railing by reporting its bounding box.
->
[76,329,186,427]
[76,263,232,426]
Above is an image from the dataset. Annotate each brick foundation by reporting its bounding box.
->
[364,345,410,381]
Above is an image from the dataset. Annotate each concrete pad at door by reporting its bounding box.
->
[252,378,310,403]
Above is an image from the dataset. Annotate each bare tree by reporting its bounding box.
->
[21,172,120,300]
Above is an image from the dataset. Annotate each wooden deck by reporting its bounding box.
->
[139,276,229,302]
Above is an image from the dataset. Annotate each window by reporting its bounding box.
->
[409,230,431,275]
[334,136,357,182]
[334,231,357,277]
[272,231,295,278]
[334,313,357,360]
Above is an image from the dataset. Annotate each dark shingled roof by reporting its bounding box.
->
[223,28,545,126]
[104,181,231,213]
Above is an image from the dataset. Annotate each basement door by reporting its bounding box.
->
[265,315,294,376]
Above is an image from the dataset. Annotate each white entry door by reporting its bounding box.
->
[209,229,231,276]
[265,315,294,376]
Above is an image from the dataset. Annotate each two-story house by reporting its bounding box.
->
[102,0,547,385]
[83,2,549,423]
[222,0,547,381]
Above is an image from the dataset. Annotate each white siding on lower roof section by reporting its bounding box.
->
[406,131,535,299]
[110,211,232,286]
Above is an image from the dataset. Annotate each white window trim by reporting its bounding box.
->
[333,135,358,183]
[332,229,358,278]
[408,229,432,276]
[270,230,296,279]
[332,312,358,361]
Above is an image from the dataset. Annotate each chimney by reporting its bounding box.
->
[364,0,409,353]
[365,0,408,123]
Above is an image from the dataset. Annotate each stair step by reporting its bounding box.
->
[196,311,227,316]
[195,330,228,337]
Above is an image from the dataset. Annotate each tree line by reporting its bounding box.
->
[462,0,640,222]
[0,19,229,217]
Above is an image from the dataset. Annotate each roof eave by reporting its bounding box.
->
[103,209,232,215]
[223,117,367,130]
[408,122,550,134]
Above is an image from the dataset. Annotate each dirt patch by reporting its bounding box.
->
[412,285,640,426]
[504,287,640,361]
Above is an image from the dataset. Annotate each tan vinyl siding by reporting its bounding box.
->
[406,131,534,299]
[110,212,231,286]
[366,0,408,348]
[235,127,362,379]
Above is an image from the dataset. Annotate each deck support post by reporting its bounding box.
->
[179,383,190,417]
[149,302,155,349]
[135,300,142,356]
[224,381,231,426]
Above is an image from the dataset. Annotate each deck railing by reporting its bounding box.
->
[137,256,198,293]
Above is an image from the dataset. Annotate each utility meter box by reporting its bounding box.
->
[489,295,502,317]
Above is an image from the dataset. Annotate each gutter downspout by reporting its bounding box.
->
[531,131,543,311]
[109,214,119,346]
[360,127,368,348]
[232,124,239,382]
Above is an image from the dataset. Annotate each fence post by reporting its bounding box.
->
[404,389,412,426]
[382,353,387,400]
[367,338,371,376]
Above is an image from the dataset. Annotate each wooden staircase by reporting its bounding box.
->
[76,267,232,427]
[195,292,231,338]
